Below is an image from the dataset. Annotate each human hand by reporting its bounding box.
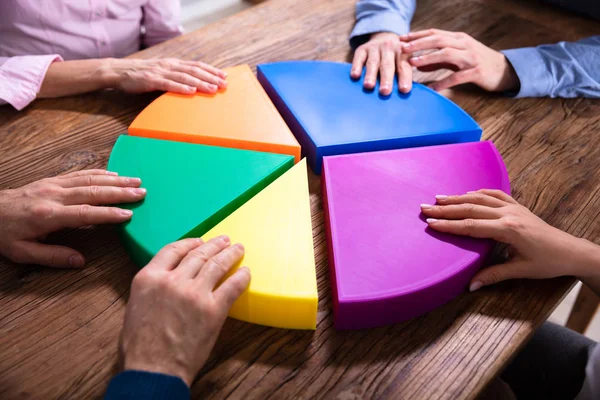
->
[105,58,228,95]
[400,29,519,92]
[420,189,592,291]
[351,32,413,95]
[120,237,251,386]
[0,170,146,268]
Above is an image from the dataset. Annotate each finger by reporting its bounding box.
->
[351,47,367,79]
[214,267,251,308]
[174,235,231,279]
[183,60,227,79]
[197,243,245,290]
[470,189,518,204]
[379,45,396,95]
[144,238,205,272]
[152,77,197,94]
[401,34,464,54]
[397,53,413,93]
[420,203,503,220]
[58,175,141,189]
[163,71,205,89]
[52,205,134,229]
[425,218,507,242]
[401,29,452,41]
[61,186,146,206]
[410,48,468,70]
[435,193,508,208]
[469,260,530,291]
[9,241,85,268]
[57,169,118,178]
[363,48,380,89]
[430,69,474,91]
[162,71,221,93]
[173,65,227,88]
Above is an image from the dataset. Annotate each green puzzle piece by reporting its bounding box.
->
[107,135,294,266]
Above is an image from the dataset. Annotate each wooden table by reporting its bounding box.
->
[1,0,599,398]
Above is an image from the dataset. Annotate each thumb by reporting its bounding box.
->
[11,241,86,268]
[469,260,530,291]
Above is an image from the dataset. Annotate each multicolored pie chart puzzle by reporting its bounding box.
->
[109,61,510,330]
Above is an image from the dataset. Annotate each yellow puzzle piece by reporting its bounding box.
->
[203,159,318,330]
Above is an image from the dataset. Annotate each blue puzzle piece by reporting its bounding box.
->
[257,61,482,174]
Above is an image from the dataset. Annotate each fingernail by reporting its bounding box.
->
[106,171,119,176]
[218,235,230,244]
[221,71,228,78]
[400,84,409,90]
[209,84,218,91]
[467,191,477,194]
[219,79,228,87]
[235,243,245,251]
[120,209,133,217]
[69,255,84,268]
[411,56,421,62]
[365,80,373,86]
[186,86,196,93]
[420,204,433,209]
[126,177,142,185]
[129,187,146,195]
[435,195,448,200]
[469,281,483,292]
[426,218,439,224]
[402,43,411,49]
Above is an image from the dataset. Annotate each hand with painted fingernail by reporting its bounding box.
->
[120,236,251,387]
[419,190,600,292]
[0,169,146,268]
[106,58,228,95]
[350,32,413,95]
[400,29,519,93]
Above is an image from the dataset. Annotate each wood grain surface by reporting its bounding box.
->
[0,0,599,398]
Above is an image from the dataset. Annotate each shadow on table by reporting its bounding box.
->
[0,225,137,303]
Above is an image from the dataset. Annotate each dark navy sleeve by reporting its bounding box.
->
[104,370,190,400]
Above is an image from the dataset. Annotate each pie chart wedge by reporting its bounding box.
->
[128,64,301,162]
[258,60,482,174]
[322,141,510,330]
[203,159,318,329]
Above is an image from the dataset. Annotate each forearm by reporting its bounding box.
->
[38,59,118,99]
[571,238,600,297]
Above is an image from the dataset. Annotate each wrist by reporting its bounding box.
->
[497,53,520,92]
[571,238,600,281]
[370,31,399,40]
[96,58,122,89]
[123,359,193,388]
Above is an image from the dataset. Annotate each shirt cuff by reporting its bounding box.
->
[350,11,410,49]
[104,370,190,400]
[0,54,63,110]
[501,47,553,98]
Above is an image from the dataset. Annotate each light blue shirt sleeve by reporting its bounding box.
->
[501,36,600,98]
[349,0,417,49]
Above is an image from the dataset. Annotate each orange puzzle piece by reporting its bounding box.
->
[128,64,300,162]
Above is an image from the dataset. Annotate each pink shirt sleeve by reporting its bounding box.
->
[142,0,184,48]
[0,55,63,110]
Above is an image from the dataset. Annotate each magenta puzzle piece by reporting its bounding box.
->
[322,141,510,330]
